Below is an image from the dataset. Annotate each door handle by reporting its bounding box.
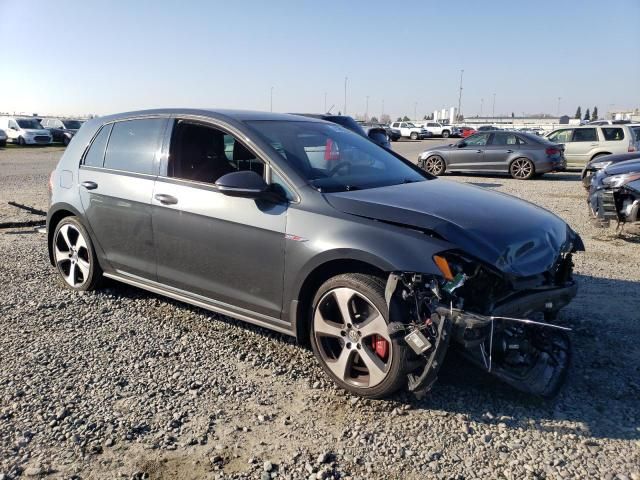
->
[476,150,483,153]
[81,181,98,190]
[506,149,514,153]
[154,193,178,205]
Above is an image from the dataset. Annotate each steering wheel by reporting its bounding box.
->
[328,161,351,177]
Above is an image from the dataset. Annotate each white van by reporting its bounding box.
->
[0,116,52,145]
[546,124,639,166]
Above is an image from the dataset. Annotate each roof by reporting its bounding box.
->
[95,108,324,124]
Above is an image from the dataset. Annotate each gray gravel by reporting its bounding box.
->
[1,145,639,479]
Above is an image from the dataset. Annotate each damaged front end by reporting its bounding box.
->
[589,173,640,230]
[386,243,580,397]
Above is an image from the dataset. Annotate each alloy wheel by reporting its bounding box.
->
[511,158,533,179]
[313,287,392,388]
[54,223,91,288]
[424,156,445,175]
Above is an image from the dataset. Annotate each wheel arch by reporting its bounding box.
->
[590,151,611,161]
[290,257,388,345]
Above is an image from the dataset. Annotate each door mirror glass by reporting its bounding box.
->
[457,141,467,148]
[215,170,268,198]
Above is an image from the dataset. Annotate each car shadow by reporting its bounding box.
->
[100,273,639,441]
[466,182,503,188]
[449,171,581,182]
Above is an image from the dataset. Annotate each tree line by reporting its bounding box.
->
[575,106,598,121]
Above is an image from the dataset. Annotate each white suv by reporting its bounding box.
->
[390,121,430,140]
[546,125,639,166]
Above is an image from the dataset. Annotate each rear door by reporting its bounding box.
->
[78,117,168,280]
[447,132,489,170]
[568,128,599,165]
[482,132,522,171]
[600,127,628,154]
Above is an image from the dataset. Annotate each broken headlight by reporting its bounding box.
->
[602,172,640,188]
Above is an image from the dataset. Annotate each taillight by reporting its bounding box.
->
[545,147,559,156]
[628,142,636,152]
[324,138,340,161]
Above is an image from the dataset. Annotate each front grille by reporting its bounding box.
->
[34,136,50,143]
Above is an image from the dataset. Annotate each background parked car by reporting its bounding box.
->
[384,125,402,142]
[418,130,566,179]
[546,124,639,166]
[0,128,7,147]
[294,114,366,136]
[422,122,455,138]
[581,152,640,189]
[0,116,52,145]
[41,118,84,145]
[390,121,430,140]
[589,159,640,227]
[477,125,501,132]
[458,126,476,138]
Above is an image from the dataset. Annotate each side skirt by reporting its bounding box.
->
[103,271,294,337]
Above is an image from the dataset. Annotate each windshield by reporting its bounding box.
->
[62,120,83,129]
[16,119,43,129]
[246,120,427,192]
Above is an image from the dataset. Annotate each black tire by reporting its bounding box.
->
[52,216,102,291]
[442,130,450,138]
[509,157,535,180]
[410,132,418,140]
[18,137,25,146]
[309,273,411,398]
[0,140,6,147]
[421,155,446,176]
[63,136,70,146]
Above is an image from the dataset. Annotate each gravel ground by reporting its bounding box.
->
[1,144,639,480]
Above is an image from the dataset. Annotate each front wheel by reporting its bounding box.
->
[18,137,26,146]
[422,155,446,176]
[52,216,102,291]
[442,130,450,138]
[63,136,70,146]
[310,274,410,398]
[410,132,418,140]
[510,158,535,180]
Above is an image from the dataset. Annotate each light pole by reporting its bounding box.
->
[480,98,484,117]
[492,93,496,119]
[557,97,561,116]
[457,69,464,121]
[382,99,384,119]
[414,101,417,121]
[324,92,327,113]
[344,76,348,115]
[365,96,369,121]
[270,86,274,112]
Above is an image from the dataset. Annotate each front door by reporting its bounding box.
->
[151,119,287,320]
[448,132,490,171]
[78,117,167,280]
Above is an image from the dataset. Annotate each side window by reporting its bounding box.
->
[491,132,519,145]
[83,124,113,167]
[168,121,265,184]
[601,128,624,141]
[391,123,399,128]
[9,120,18,129]
[41,119,49,127]
[548,129,573,143]
[465,133,490,146]
[103,119,165,175]
[400,123,407,128]
[572,128,598,142]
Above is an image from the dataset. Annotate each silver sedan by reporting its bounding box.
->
[418,131,566,179]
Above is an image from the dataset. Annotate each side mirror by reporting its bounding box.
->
[10,126,18,131]
[215,170,268,198]
[457,141,467,148]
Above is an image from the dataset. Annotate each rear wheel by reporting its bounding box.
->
[18,137,25,146]
[52,216,102,291]
[422,155,446,176]
[63,136,70,146]
[509,158,535,180]
[410,132,418,140]
[442,130,450,138]
[310,274,410,398]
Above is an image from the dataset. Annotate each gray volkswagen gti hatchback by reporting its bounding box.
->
[48,109,584,398]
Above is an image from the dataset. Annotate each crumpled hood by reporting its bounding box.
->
[325,179,582,277]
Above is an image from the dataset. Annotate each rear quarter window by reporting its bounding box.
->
[601,127,625,141]
[103,118,166,175]
[83,124,113,168]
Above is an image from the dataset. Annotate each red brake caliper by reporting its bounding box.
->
[371,335,389,360]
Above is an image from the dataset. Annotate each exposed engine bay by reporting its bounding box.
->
[385,249,579,397]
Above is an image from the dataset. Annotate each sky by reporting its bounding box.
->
[1,0,638,119]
